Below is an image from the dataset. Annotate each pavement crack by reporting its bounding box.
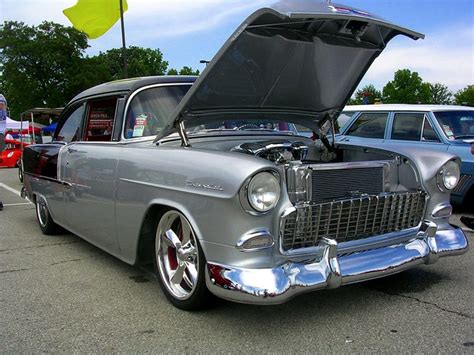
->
[50,258,82,266]
[375,289,473,320]
[0,240,83,253]
[0,268,29,274]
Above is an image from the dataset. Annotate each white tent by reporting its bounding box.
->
[5,117,26,130]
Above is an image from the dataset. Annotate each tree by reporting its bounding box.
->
[96,46,168,80]
[454,85,474,106]
[428,83,452,104]
[167,66,200,76]
[353,84,383,104]
[0,21,89,118]
[382,69,431,104]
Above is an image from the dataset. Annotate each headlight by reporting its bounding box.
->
[7,152,14,158]
[437,160,460,191]
[241,171,281,213]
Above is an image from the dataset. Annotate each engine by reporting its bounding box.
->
[231,140,309,164]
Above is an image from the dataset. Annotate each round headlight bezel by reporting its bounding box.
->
[437,160,460,191]
[240,170,281,214]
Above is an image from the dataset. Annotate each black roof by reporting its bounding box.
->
[69,75,197,104]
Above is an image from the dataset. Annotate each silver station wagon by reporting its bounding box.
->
[338,104,474,206]
[22,1,469,310]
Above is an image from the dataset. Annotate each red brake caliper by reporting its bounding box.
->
[167,224,182,270]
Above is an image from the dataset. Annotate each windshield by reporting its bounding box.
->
[433,111,474,140]
[125,85,297,139]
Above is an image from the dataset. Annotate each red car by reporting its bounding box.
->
[0,138,27,168]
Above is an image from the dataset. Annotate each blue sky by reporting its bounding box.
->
[1,0,473,92]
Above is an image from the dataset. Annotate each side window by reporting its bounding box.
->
[124,85,190,139]
[391,113,424,141]
[55,105,84,143]
[346,113,388,138]
[422,118,440,142]
[85,97,117,141]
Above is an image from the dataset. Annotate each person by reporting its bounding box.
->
[0,94,6,152]
[0,94,8,211]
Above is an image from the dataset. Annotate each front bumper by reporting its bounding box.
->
[206,222,469,304]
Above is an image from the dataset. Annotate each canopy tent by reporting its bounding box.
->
[20,126,42,134]
[42,122,57,133]
[20,107,63,126]
[5,117,26,130]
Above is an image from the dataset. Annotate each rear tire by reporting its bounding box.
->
[18,162,23,183]
[35,195,60,235]
[154,210,214,310]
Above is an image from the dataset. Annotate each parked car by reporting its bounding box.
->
[338,105,474,206]
[0,138,26,169]
[22,2,468,310]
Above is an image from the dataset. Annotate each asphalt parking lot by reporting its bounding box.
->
[0,168,473,353]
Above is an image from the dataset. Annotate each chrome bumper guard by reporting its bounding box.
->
[206,221,469,305]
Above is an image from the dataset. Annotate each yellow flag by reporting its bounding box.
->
[63,0,128,39]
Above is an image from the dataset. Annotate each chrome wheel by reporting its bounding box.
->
[36,196,49,228]
[155,210,200,300]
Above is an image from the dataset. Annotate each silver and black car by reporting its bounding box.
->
[22,1,469,310]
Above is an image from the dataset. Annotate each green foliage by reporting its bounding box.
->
[96,46,168,80]
[167,66,200,76]
[0,21,89,118]
[428,83,452,104]
[352,84,383,105]
[382,69,431,104]
[178,66,200,75]
[454,85,474,106]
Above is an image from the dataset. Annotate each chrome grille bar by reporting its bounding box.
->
[280,191,427,252]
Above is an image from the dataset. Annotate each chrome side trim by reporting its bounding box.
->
[206,223,468,305]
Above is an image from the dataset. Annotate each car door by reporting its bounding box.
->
[32,103,86,226]
[339,111,389,145]
[388,112,448,152]
[61,96,122,254]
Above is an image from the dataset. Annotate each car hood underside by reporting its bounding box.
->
[155,0,423,141]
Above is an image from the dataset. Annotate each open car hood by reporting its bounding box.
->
[155,0,423,141]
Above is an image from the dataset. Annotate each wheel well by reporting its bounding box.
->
[463,186,474,211]
[135,204,171,267]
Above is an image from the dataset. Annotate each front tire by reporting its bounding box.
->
[154,210,214,310]
[35,195,60,235]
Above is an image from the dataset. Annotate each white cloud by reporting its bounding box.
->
[360,25,474,92]
[124,0,269,39]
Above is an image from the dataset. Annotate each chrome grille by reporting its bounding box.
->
[311,167,384,203]
[281,191,426,252]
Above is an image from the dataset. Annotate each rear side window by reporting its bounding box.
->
[346,113,388,138]
[85,98,117,141]
[55,105,84,143]
[391,113,424,141]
